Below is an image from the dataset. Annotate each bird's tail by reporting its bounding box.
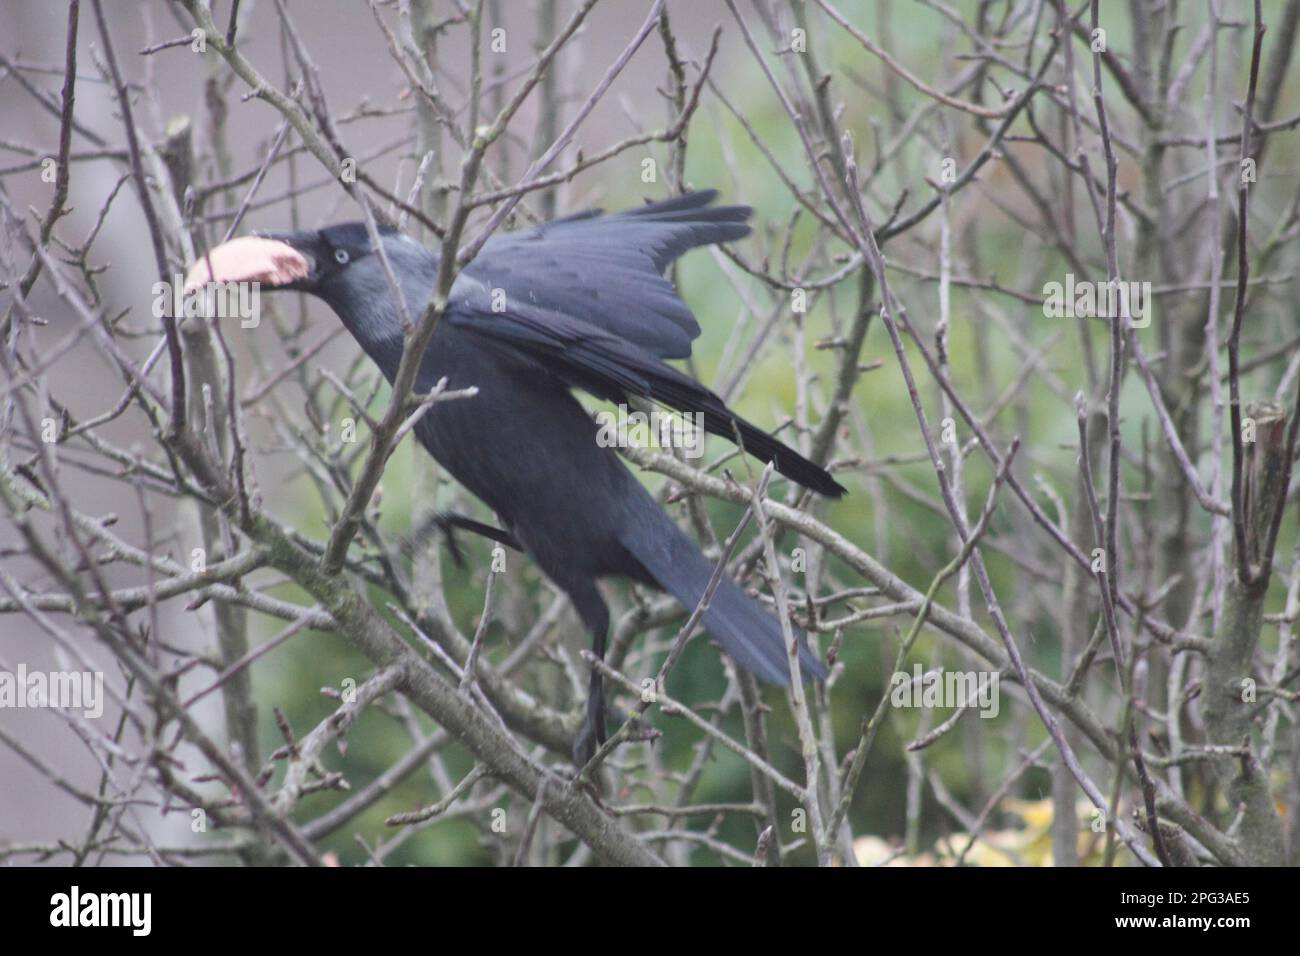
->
[618,503,827,686]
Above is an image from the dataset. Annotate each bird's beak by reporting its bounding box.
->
[183,233,315,294]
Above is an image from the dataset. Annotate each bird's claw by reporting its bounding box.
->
[435,514,467,569]
[401,511,467,569]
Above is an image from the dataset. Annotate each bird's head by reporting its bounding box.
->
[185,223,438,346]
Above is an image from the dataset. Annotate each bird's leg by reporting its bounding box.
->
[586,627,609,749]
[573,635,609,767]
[574,688,606,767]
[402,510,521,568]
[569,586,612,766]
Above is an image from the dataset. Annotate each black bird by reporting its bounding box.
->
[191,191,844,762]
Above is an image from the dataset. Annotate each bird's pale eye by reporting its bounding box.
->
[334,248,350,265]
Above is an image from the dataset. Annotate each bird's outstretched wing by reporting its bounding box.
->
[449,243,852,496]
[464,190,749,360]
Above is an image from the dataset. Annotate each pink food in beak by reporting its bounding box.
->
[184,236,310,294]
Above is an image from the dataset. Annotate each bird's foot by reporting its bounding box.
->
[572,706,608,769]
[572,719,601,769]
[402,511,468,568]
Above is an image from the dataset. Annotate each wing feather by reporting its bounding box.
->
[463,190,749,360]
